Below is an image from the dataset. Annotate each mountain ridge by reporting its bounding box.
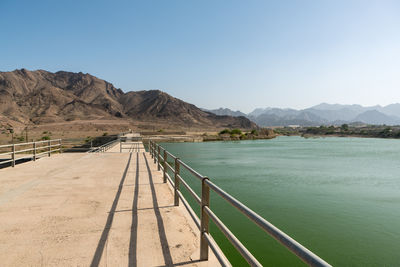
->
[0,69,256,129]
[207,103,400,126]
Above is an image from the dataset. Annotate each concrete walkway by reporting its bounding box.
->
[0,149,220,266]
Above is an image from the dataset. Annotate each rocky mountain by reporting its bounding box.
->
[249,104,400,126]
[0,69,256,129]
[211,103,400,126]
[204,108,247,117]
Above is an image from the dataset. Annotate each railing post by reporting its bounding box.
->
[154,143,157,163]
[12,144,15,167]
[157,146,161,171]
[120,140,122,153]
[163,149,167,183]
[33,142,36,161]
[149,141,152,158]
[59,139,62,153]
[200,176,210,260]
[48,140,51,157]
[174,158,180,206]
[149,141,152,157]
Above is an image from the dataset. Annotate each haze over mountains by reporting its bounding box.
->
[208,103,400,127]
[0,69,255,129]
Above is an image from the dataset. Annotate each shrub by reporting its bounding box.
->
[250,129,258,136]
[219,129,231,135]
[41,135,50,140]
[230,129,242,135]
[102,132,108,136]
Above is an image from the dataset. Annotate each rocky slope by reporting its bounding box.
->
[0,69,256,129]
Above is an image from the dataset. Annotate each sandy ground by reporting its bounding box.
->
[0,147,221,266]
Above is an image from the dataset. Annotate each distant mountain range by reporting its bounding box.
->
[208,103,400,126]
[0,69,256,129]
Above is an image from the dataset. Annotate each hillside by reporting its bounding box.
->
[0,69,256,129]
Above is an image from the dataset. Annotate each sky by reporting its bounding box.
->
[1,0,400,113]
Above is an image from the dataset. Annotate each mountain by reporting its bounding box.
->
[0,69,256,129]
[379,104,400,117]
[205,108,247,117]
[352,110,400,125]
[305,108,360,122]
[248,108,272,117]
[250,110,327,126]
[249,103,400,126]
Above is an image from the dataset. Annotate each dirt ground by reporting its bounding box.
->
[0,120,222,145]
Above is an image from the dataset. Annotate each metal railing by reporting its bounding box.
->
[149,140,331,267]
[89,139,120,153]
[0,139,62,168]
[120,141,142,152]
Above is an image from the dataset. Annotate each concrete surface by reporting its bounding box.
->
[0,148,220,266]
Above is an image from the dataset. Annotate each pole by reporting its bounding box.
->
[174,158,180,206]
[33,142,36,161]
[12,144,15,167]
[154,143,157,164]
[163,150,167,183]
[200,177,210,260]
[157,146,161,171]
[48,140,51,157]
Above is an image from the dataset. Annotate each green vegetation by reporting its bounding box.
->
[251,129,258,136]
[219,129,231,135]
[41,135,50,140]
[211,128,275,141]
[275,124,400,139]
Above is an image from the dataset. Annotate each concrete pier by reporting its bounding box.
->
[0,142,219,266]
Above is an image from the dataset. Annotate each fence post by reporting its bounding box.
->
[48,140,51,157]
[149,140,153,158]
[12,144,15,167]
[163,150,167,183]
[154,143,157,164]
[149,141,152,158]
[157,146,161,171]
[59,139,62,153]
[174,158,180,206]
[200,177,210,260]
[33,142,36,161]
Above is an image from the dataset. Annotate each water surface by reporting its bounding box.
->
[162,136,400,266]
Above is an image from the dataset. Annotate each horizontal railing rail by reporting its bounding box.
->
[119,141,143,153]
[88,138,120,153]
[148,140,331,267]
[0,139,62,168]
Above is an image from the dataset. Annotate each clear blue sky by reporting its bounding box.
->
[1,0,399,113]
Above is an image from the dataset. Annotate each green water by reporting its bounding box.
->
[161,136,400,266]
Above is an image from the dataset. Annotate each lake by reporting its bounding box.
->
[161,136,400,266]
